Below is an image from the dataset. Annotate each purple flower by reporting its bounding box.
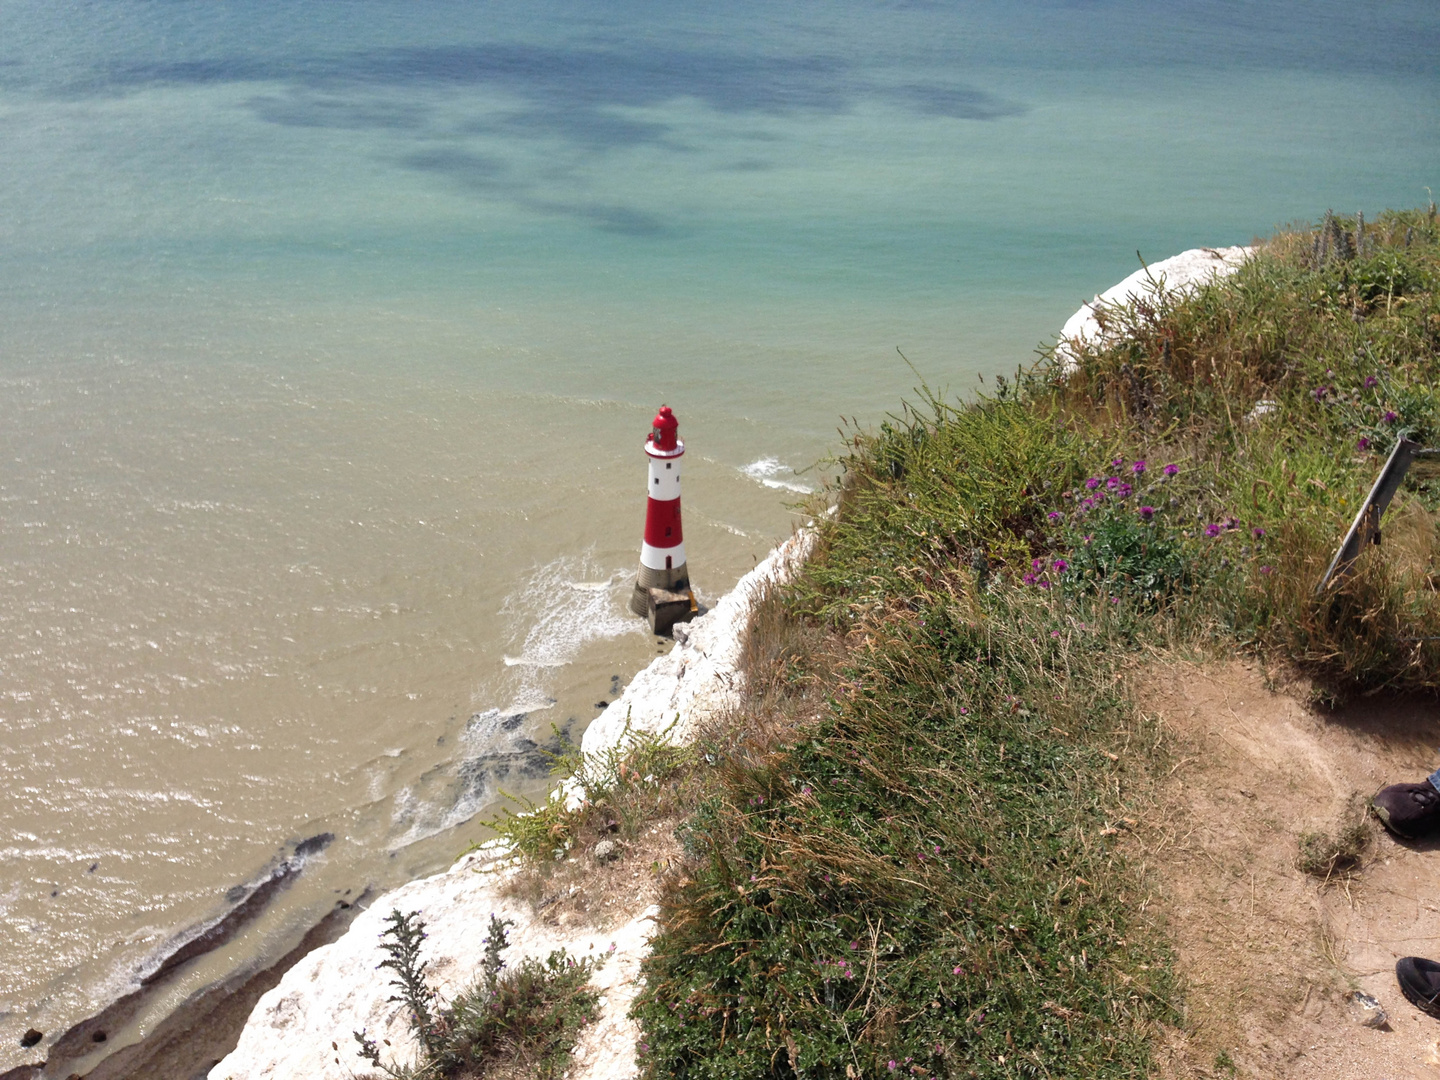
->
[1083,534,1094,544]
[1204,523,1221,538]
[1117,482,1133,499]
[1110,596,1121,604]
[1032,557,1045,571]
[959,706,968,714]
[1052,558,1068,572]
[1112,457,1124,468]
[850,941,859,950]
[1050,629,1061,638]
[1047,510,1063,522]
[1252,526,1265,538]
[1037,580,1052,590]
[1364,375,1378,388]
[1163,463,1179,477]
[1358,436,1371,450]
[1138,505,1155,521]
[1260,565,1274,575]
[1106,476,1120,491]
[1081,498,1095,510]
[1384,410,1399,424]
[889,1062,898,1073]
[953,965,964,975]
[1085,477,1101,490]
[1022,573,1037,585]
[1313,386,1329,401]
[1132,460,1146,475]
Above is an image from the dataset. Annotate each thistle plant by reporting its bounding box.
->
[480,913,515,998]
[377,909,442,1056]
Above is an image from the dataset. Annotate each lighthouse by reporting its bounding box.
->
[629,404,697,635]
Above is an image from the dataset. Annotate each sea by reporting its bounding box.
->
[1,0,1436,1068]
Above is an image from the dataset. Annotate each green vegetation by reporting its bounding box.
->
[484,719,698,862]
[622,206,1440,1078]
[355,910,602,1080]
[1295,797,1371,880]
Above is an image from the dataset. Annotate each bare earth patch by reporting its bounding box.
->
[1138,660,1440,1078]
[502,817,683,934]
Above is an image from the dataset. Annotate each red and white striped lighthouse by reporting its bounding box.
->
[629,404,695,632]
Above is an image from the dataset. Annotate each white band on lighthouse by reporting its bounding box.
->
[647,458,682,500]
[640,539,687,571]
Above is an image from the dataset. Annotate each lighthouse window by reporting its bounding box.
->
[654,477,659,484]
[666,463,671,469]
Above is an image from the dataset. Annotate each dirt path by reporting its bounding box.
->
[1138,660,1440,1078]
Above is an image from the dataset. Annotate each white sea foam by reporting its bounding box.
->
[498,555,643,702]
[740,457,814,493]
[390,556,642,849]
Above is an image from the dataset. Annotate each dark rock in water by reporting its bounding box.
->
[43,888,373,1080]
[292,833,334,859]
[142,861,301,986]
[92,1030,107,1043]
[449,713,579,812]
[594,701,609,709]
[88,863,98,873]
[19,1029,42,1048]
[0,1064,41,1080]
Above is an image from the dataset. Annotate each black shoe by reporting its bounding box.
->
[1397,957,1440,1018]
[1373,781,1440,839]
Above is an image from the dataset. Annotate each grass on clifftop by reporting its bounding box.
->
[623,206,1440,1079]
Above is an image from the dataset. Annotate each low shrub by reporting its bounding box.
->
[355,910,601,1080]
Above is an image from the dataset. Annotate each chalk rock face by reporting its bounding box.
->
[1056,246,1252,370]
[579,528,816,760]
[209,844,657,1080]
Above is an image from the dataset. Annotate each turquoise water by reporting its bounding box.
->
[0,0,1436,1064]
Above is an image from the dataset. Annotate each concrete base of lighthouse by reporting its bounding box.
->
[629,562,696,635]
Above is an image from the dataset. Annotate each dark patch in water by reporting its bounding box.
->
[450,713,578,812]
[43,888,373,1080]
[884,83,1027,120]
[141,862,300,986]
[292,832,334,860]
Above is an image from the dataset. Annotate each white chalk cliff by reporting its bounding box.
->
[1057,246,1251,370]
[210,529,815,1080]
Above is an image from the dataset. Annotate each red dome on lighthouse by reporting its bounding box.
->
[649,405,679,452]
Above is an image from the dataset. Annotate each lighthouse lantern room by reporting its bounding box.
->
[629,404,697,635]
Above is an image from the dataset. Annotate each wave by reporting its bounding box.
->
[740,457,814,493]
[389,554,641,849]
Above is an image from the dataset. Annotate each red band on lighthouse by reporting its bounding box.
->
[643,496,683,549]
